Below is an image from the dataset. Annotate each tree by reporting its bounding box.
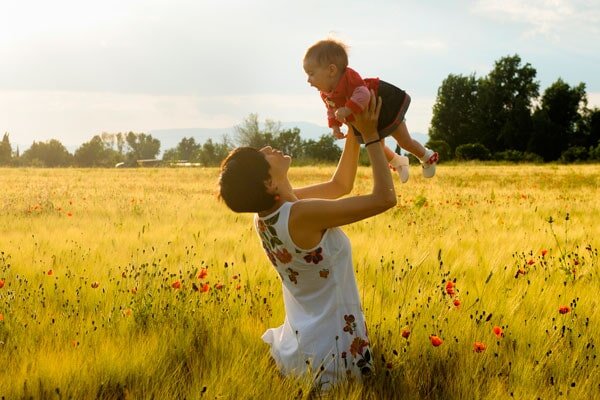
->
[455,143,491,161]
[0,133,11,166]
[21,139,72,167]
[272,128,304,158]
[474,55,539,152]
[303,135,342,162]
[125,132,161,163]
[429,74,479,155]
[198,137,231,166]
[176,137,201,161]
[234,114,277,148]
[162,148,180,162]
[74,135,122,167]
[100,132,126,155]
[529,79,587,161]
[586,108,600,148]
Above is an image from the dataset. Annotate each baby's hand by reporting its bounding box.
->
[335,107,352,123]
[332,126,345,139]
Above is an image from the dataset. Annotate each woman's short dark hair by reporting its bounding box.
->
[218,147,276,213]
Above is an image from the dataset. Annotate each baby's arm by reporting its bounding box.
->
[347,85,371,114]
[339,68,370,122]
[335,86,370,124]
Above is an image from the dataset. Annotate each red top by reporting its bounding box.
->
[320,67,380,128]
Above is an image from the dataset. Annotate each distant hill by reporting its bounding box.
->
[149,121,429,154]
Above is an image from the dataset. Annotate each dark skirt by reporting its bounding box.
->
[351,80,410,143]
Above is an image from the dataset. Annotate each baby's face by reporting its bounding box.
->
[303,58,336,93]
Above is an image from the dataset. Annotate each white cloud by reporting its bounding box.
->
[472,0,600,38]
[588,92,600,109]
[0,90,328,147]
[402,39,447,52]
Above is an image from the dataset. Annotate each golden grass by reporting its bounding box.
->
[0,164,599,399]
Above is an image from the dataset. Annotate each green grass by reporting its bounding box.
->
[0,164,599,399]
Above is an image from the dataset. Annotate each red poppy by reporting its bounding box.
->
[67,212,73,217]
[200,283,210,293]
[0,313,4,321]
[473,342,487,353]
[401,328,411,339]
[527,259,535,265]
[492,326,503,338]
[232,274,239,280]
[172,280,182,289]
[453,298,461,307]
[235,284,242,290]
[0,279,5,289]
[215,283,224,290]
[445,281,455,296]
[91,281,100,289]
[47,269,54,276]
[541,249,548,257]
[430,335,443,347]
[130,287,138,294]
[559,305,571,314]
[198,268,208,280]
[122,308,132,317]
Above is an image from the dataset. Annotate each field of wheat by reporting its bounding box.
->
[0,164,598,399]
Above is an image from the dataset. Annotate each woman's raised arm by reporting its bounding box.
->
[293,131,360,200]
[289,92,397,249]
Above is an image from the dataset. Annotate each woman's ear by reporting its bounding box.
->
[264,178,277,195]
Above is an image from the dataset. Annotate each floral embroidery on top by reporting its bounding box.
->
[343,314,356,335]
[275,248,292,264]
[258,213,287,267]
[263,243,277,267]
[304,247,324,264]
[349,337,369,358]
[287,268,299,284]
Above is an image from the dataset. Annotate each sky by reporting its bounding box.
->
[1,0,599,150]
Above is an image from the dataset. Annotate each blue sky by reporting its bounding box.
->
[1,0,599,149]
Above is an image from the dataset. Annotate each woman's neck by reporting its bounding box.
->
[258,191,297,217]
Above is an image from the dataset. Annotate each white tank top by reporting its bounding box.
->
[255,201,373,389]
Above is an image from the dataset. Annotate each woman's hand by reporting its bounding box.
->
[351,90,382,143]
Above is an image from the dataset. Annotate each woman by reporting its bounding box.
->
[218,92,396,390]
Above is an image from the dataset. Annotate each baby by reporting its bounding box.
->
[303,38,438,182]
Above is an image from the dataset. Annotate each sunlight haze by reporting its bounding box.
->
[1,0,599,150]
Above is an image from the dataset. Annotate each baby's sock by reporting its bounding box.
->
[390,154,408,168]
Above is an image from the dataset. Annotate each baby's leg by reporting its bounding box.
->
[390,121,438,178]
[390,121,426,159]
[382,144,397,163]
[382,143,409,184]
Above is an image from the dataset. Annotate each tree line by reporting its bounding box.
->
[428,54,600,162]
[0,115,343,167]
[1,53,599,167]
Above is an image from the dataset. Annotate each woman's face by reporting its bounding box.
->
[259,146,291,177]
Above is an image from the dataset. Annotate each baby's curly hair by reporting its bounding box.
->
[304,38,349,71]
[218,147,276,213]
